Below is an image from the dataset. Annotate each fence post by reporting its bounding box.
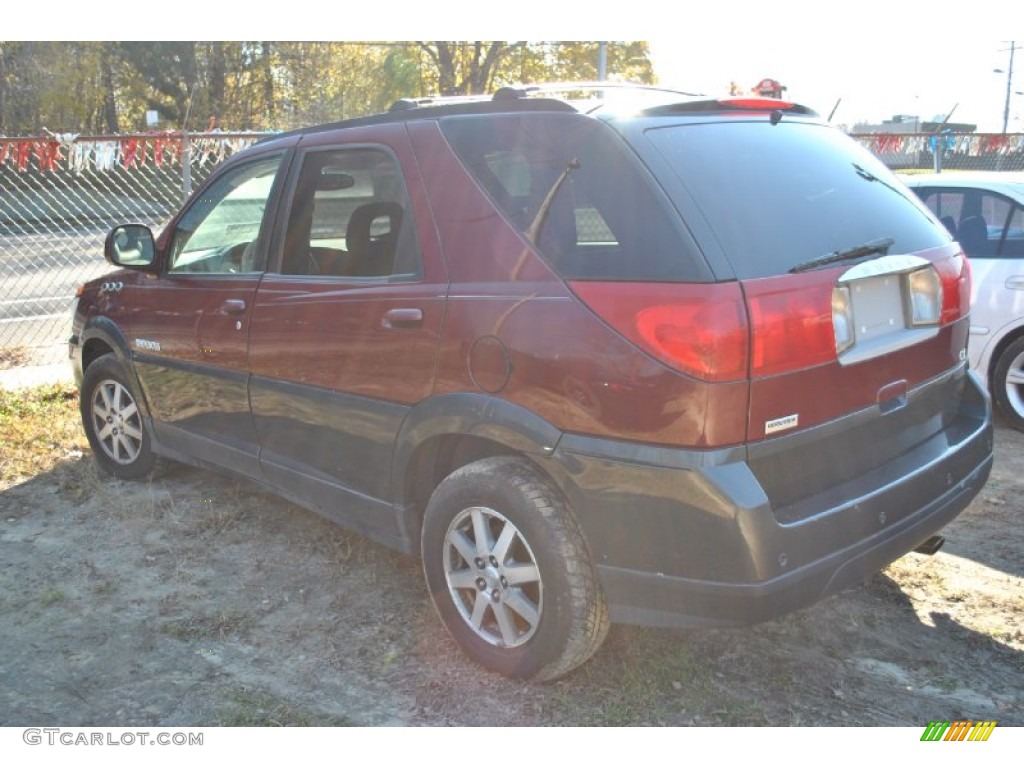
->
[181,130,192,203]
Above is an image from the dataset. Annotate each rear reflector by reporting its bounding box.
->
[567,281,749,382]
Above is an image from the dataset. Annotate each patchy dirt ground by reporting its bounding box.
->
[0,393,1020,727]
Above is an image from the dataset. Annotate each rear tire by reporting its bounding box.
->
[992,336,1024,432]
[421,456,609,681]
[81,354,156,479]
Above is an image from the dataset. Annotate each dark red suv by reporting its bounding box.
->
[70,85,993,680]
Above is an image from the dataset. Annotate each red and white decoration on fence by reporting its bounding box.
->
[0,132,271,173]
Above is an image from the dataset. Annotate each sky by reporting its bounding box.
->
[646,23,1022,132]
[12,0,1024,133]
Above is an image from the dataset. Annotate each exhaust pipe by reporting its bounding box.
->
[914,535,945,556]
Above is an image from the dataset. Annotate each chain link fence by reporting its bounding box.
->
[0,132,272,366]
[2,127,1023,369]
[849,131,1024,173]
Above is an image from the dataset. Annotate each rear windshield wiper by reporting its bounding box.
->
[789,237,895,274]
[525,157,581,245]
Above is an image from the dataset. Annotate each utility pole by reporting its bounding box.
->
[999,41,1019,134]
[598,42,607,81]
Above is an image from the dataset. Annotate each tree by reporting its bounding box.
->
[0,41,657,134]
[418,42,527,95]
[117,42,199,128]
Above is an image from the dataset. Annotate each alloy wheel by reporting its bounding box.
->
[442,505,543,647]
[90,378,144,465]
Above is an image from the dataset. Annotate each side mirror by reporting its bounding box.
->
[105,224,156,268]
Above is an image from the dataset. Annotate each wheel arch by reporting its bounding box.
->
[79,317,132,371]
[78,318,151,420]
[392,393,565,547]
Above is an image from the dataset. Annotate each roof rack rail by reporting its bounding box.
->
[492,81,704,100]
[390,94,493,112]
[390,82,704,113]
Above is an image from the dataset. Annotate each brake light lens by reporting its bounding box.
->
[933,252,971,325]
[744,274,837,378]
[718,97,796,110]
[567,281,749,382]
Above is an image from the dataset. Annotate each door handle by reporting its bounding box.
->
[382,308,423,329]
[222,299,247,315]
[1006,276,1024,291]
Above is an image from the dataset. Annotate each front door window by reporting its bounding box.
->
[169,155,283,274]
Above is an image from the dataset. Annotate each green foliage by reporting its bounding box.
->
[0,383,85,487]
[0,41,655,134]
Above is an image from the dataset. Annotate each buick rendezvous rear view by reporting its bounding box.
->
[71,85,993,681]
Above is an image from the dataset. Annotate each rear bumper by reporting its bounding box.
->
[595,454,989,628]
[552,365,993,629]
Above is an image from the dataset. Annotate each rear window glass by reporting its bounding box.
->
[440,113,707,282]
[645,121,948,279]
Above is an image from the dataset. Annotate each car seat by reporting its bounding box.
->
[957,215,989,256]
[345,202,403,277]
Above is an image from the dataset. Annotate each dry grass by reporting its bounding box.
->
[0,383,87,487]
[0,347,32,370]
[2,378,1020,727]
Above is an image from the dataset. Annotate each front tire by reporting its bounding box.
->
[421,456,609,681]
[81,354,156,479]
[992,336,1024,432]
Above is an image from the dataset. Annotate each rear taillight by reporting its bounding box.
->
[569,255,966,386]
[744,273,838,378]
[934,251,971,325]
[567,281,749,382]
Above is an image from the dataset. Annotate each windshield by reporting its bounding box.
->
[645,121,949,279]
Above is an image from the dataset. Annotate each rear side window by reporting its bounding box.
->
[645,121,949,279]
[913,186,1024,259]
[441,113,707,282]
[278,147,420,279]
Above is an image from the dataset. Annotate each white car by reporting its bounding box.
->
[904,172,1024,430]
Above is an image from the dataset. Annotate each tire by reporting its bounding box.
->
[421,456,609,681]
[80,354,156,479]
[993,336,1024,432]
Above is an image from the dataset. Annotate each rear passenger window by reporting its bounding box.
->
[441,113,706,282]
[278,147,420,279]
[917,188,1023,258]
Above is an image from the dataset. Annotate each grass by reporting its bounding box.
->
[38,586,66,606]
[0,383,87,487]
[537,627,726,726]
[160,609,254,641]
[214,686,353,727]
